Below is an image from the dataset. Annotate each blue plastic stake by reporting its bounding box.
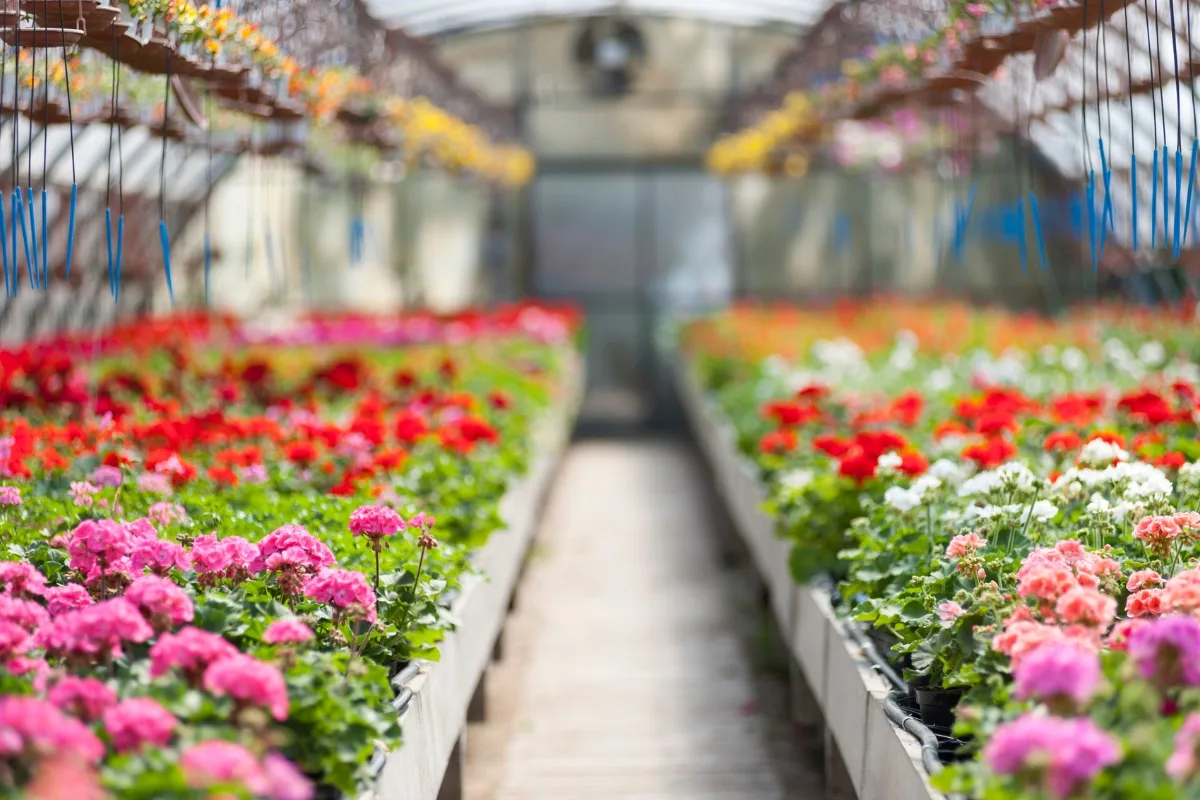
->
[204,232,212,307]
[8,193,16,297]
[1174,148,1184,258]
[0,195,8,298]
[158,220,174,307]
[105,208,114,298]
[1099,139,1114,232]
[1132,156,1139,251]
[39,189,47,289]
[115,215,125,302]
[1163,145,1172,252]
[16,192,32,291]
[64,184,77,281]
[1016,197,1028,274]
[1152,148,1160,249]
[1184,139,1199,249]
[1086,171,1098,274]
[24,189,38,289]
[1029,192,1049,272]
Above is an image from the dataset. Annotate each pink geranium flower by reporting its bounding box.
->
[101,698,177,752]
[180,740,269,794]
[0,696,105,763]
[983,713,1119,798]
[0,562,46,597]
[47,676,116,721]
[1012,641,1102,708]
[44,584,93,617]
[263,618,314,645]
[349,505,406,545]
[67,519,131,573]
[303,568,377,624]
[129,538,192,575]
[124,575,194,631]
[149,626,238,685]
[203,653,290,721]
[36,599,152,663]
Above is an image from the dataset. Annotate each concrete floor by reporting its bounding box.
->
[463,439,824,800]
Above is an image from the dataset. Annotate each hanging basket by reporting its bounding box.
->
[80,30,141,60]
[0,26,85,47]
[926,69,987,93]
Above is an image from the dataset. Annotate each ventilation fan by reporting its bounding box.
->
[573,16,646,98]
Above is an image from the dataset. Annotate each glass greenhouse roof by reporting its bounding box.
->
[368,0,830,35]
[976,0,1200,247]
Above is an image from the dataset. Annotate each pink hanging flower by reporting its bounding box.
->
[263,618,314,645]
[303,568,377,624]
[129,538,192,575]
[0,696,105,764]
[0,486,21,506]
[0,562,46,597]
[124,575,194,631]
[149,626,238,685]
[203,653,290,721]
[44,584,93,617]
[101,698,177,752]
[965,3,988,17]
[983,713,1119,798]
[180,740,269,794]
[47,676,116,722]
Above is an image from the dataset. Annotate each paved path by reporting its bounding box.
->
[464,439,822,800]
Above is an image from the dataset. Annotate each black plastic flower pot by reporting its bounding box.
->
[914,686,964,730]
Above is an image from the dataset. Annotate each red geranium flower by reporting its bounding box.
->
[759,429,797,455]
[1044,431,1082,454]
[962,436,1017,469]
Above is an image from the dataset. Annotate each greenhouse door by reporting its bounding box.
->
[530,165,731,432]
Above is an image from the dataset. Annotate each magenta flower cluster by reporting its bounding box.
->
[349,505,406,543]
[983,713,1120,798]
[303,568,378,623]
[1127,615,1200,687]
[1012,641,1102,707]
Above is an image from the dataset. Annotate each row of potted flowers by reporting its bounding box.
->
[0,303,579,798]
[683,299,1200,798]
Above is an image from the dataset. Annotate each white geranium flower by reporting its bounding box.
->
[1030,500,1059,522]
[876,452,903,474]
[1061,347,1087,372]
[884,486,923,513]
[959,470,1004,498]
[1078,438,1130,468]
[1138,341,1166,366]
[929,458,965,483]
[1086,494,1112,514]
[779,469,815,494]
[912,475,942,495]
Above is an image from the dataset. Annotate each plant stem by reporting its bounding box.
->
[398,548,427,635]
[373,547,381,595]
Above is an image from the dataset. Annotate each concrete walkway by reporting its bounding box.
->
[464,440,822,800]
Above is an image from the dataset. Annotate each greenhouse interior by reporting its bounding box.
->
[5,0,1200,798]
